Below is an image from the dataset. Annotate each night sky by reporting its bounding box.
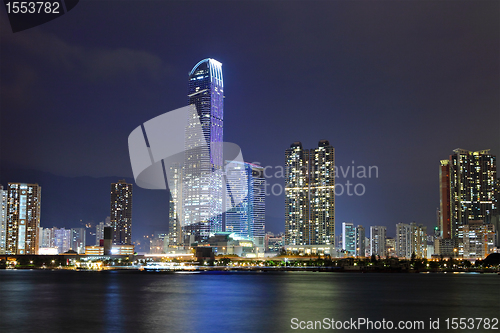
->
[1,1,498,242]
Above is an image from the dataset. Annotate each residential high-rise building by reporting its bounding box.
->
[110,179,133,245]
[225,162,265,241]
[396,222,427,259]
[54,228,71,254]
[180,58,224,243]
[0,185,7,254]
[440,149,497,239]
[386,237,396,257]
[364,237,371,257]
[434,238,457,257]
[39,227,56,248]
[71,228,86,254]
[370,226,386,257]
[355,225,365,257]
[285,140,335,246]
[285,142,309,246]
[457,220,495,259]
[396,223,412,258]
[342,222,355,255]
[410,222,427,258]
[5,183,41,255]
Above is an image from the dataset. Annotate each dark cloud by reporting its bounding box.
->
[0,19,167,82]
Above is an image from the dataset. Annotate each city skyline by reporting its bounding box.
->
[0,144,497,257]
[1,3,498,332]
[0,1,498,242]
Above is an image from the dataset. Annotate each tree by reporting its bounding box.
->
[218,257,231,266]
[448,256,454,268]
[324,256,333,267]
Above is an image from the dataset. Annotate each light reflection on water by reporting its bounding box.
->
[0,270,498,333]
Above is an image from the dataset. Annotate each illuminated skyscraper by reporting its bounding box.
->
[355,225,365,257]
[225,162,265,241]
[250,165,266,241]
[457,220,495,258]
[285,140,335,246]
[395,222,427,259]
[370,226,386,257]
[71,227,86,254]
[342,222,355,255]
[39,227,56,248]
[285,142,309,246]
[5,183,41,255]
[168,163,183,247]
[410,222,427,259]
[395,222,412,258]
[181,58,224,243]
[110,179,133,245]
[440,149,497,239]
[0,185,7,254]
[439,160,451,239]
[54,228,71,254]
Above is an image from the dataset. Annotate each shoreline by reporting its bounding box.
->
[3,266,499,274]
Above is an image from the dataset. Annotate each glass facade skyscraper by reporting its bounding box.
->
[285,140,335,246]
[182,58,224,242]
[225,162,265,241]
[342,222,355,255]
